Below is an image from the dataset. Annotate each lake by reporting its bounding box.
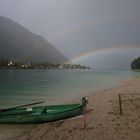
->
[0,69,139,108]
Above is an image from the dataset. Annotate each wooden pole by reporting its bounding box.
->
[119,94,122,115]
[83,105,87,130]
[80,105,87,131]
[0,101,44,113]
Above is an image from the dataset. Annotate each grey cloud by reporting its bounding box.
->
[0,0,140,69]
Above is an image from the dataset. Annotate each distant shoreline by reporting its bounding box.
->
[0,67,90,70]
[0,60,90,70]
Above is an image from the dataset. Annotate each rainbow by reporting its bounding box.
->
[49,16,112,41]
[66,46,140,64]
[48,15,138,41]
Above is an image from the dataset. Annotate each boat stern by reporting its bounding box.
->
[81,97,88,105]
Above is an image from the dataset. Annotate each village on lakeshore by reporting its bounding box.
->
[0,60,90,70]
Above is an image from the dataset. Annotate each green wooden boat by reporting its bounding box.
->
[0,97,88,124]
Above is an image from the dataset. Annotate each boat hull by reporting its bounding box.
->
[0,103,86,124]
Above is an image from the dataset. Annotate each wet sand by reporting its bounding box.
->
[1,77,140,140]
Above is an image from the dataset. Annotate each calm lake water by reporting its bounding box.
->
[0,69,140,108]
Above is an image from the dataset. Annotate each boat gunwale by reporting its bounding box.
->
[0,103,85,118]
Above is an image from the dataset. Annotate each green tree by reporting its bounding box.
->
[131,56,140,70]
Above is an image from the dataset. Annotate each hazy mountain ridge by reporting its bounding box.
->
[0,16,68,63]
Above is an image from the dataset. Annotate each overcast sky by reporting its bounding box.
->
[0,0,140,69]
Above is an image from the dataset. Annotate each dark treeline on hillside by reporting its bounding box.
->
[0,59,90,70]
[131,56,140,70]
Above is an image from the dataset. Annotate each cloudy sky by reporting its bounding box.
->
[0,0,140,69]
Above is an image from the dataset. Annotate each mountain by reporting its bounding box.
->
[131,56,140,70]
[0,16,68,63]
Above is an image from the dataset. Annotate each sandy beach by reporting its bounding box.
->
[1,77,140,140]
